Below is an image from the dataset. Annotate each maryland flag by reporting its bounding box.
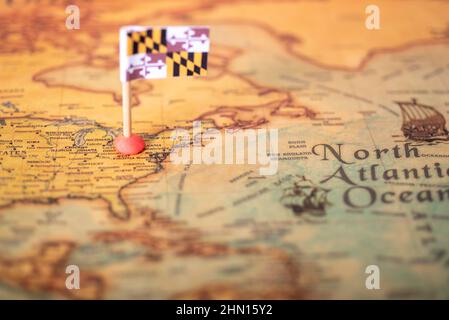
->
[119,26,209,82]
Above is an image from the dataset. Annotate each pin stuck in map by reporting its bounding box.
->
[114,134,145,155]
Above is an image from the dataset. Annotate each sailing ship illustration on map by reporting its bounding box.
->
[280,176,331,217]
[395,98,448,141]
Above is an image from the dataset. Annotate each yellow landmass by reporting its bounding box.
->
[0,117,168,219]
[0,241,105,299]
[199,0,449,69]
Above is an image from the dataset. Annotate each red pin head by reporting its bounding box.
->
[114,134,145,155]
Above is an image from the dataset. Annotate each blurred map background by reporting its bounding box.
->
[0,0,449,299]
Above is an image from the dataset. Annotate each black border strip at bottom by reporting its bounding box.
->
[0,300,446,319]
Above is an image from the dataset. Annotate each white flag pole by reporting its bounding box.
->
[122,81,131,137]
[119,27,132,138]
[115,26,145,155]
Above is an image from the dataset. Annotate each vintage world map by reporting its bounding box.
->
[0,0,449,299]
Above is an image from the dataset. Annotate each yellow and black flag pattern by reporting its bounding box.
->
[166,52,208,77]
[120,26,209,81]
[127,28,168,55]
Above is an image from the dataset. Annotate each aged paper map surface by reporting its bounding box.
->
[0,0,449,299]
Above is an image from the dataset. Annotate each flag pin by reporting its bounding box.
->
[114,25,210,155]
